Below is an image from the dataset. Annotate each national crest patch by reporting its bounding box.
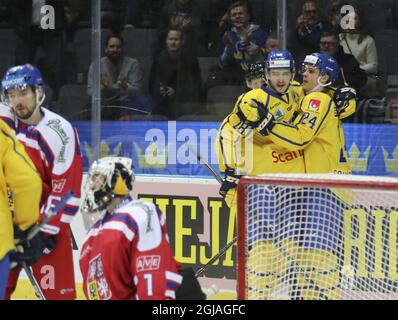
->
[308,99,321,111]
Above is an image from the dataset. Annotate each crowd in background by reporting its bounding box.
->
[0,0,397,121]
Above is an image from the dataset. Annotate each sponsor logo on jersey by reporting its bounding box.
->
[137,255,161,272]
[308,99,321,111]
[272,150,304,163]
[52,178,66,193]
[46,119,70,163]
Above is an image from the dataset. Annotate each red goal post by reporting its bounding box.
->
[237,174,398,300]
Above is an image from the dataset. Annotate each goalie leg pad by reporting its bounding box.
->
[295,249,340,300]
[247,240,292,299]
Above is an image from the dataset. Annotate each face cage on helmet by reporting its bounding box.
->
[81,166,115,214]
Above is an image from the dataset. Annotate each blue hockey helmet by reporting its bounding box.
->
[265,50,295,74]
[1,64,44,95]
[302,53,339,84]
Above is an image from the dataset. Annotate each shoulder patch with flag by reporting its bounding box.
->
[308,99,321,111]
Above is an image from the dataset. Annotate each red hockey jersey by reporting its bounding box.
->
[0,105,83,235]
[79,198,182,300]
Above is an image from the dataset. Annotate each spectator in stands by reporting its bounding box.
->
[156,0,207,56]
[206,0,253,56]
[327,0,349,32]
[218,1,268,85]
[296,0,332,54]
[339,6,378,75]
[12,0,67,97]
[87,34,145,120]
[149,28,201,120]
[320,30,367,90]
[265,32,279,56]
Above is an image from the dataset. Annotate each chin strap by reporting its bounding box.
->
[306,76,331,94]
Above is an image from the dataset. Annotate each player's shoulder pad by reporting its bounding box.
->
[301,91,331,113]
[0,103,15,126]
[35,108,78,172]
[241,88,267,104]
[290,80,301,86]
[38,108,76,139]
[120,200,163,251]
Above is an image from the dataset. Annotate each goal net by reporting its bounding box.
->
[236,174,398,300]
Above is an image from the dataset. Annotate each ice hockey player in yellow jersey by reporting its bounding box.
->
[252,53,352,300]
[0,119,41,299]
[215,51,356,208]
[261,53,351,175]
[215,50,304,208]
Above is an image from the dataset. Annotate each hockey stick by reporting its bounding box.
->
[195,236,237,278]
[21,262,45,300]
[18,191,74,300]
[187,144,223,184]
[187,144,237,276]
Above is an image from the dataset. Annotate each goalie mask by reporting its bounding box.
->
[81,156,135,214]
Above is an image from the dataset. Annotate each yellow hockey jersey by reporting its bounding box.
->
[215,84,305,176]
[268,91,351,174]
[0,120,41,260]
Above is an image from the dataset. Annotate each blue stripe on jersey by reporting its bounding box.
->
[1,117,15,130]
[28,130,55,165]
[166,280,180,290]
[260,85,288,104]
[0,253,10,300]
[63,206,78,214]
[109,213,138,233]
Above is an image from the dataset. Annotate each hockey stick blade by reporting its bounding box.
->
[21,261,46,300]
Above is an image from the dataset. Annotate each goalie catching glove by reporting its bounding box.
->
[10,225,57,268]
[333,86,356,117]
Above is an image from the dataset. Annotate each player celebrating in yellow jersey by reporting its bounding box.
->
[253,53,352,300]
[261,53,351,175]
[215,50,303,208]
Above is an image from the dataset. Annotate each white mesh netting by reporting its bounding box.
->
[237,174,398,300]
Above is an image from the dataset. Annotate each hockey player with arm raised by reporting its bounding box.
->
[1,64,83,300]
[79,157,188,300]
[216,50,356,207]
[0,120,42,299]
[215,50,304,208]
[257,53,351,175]
[254,53,352,300]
